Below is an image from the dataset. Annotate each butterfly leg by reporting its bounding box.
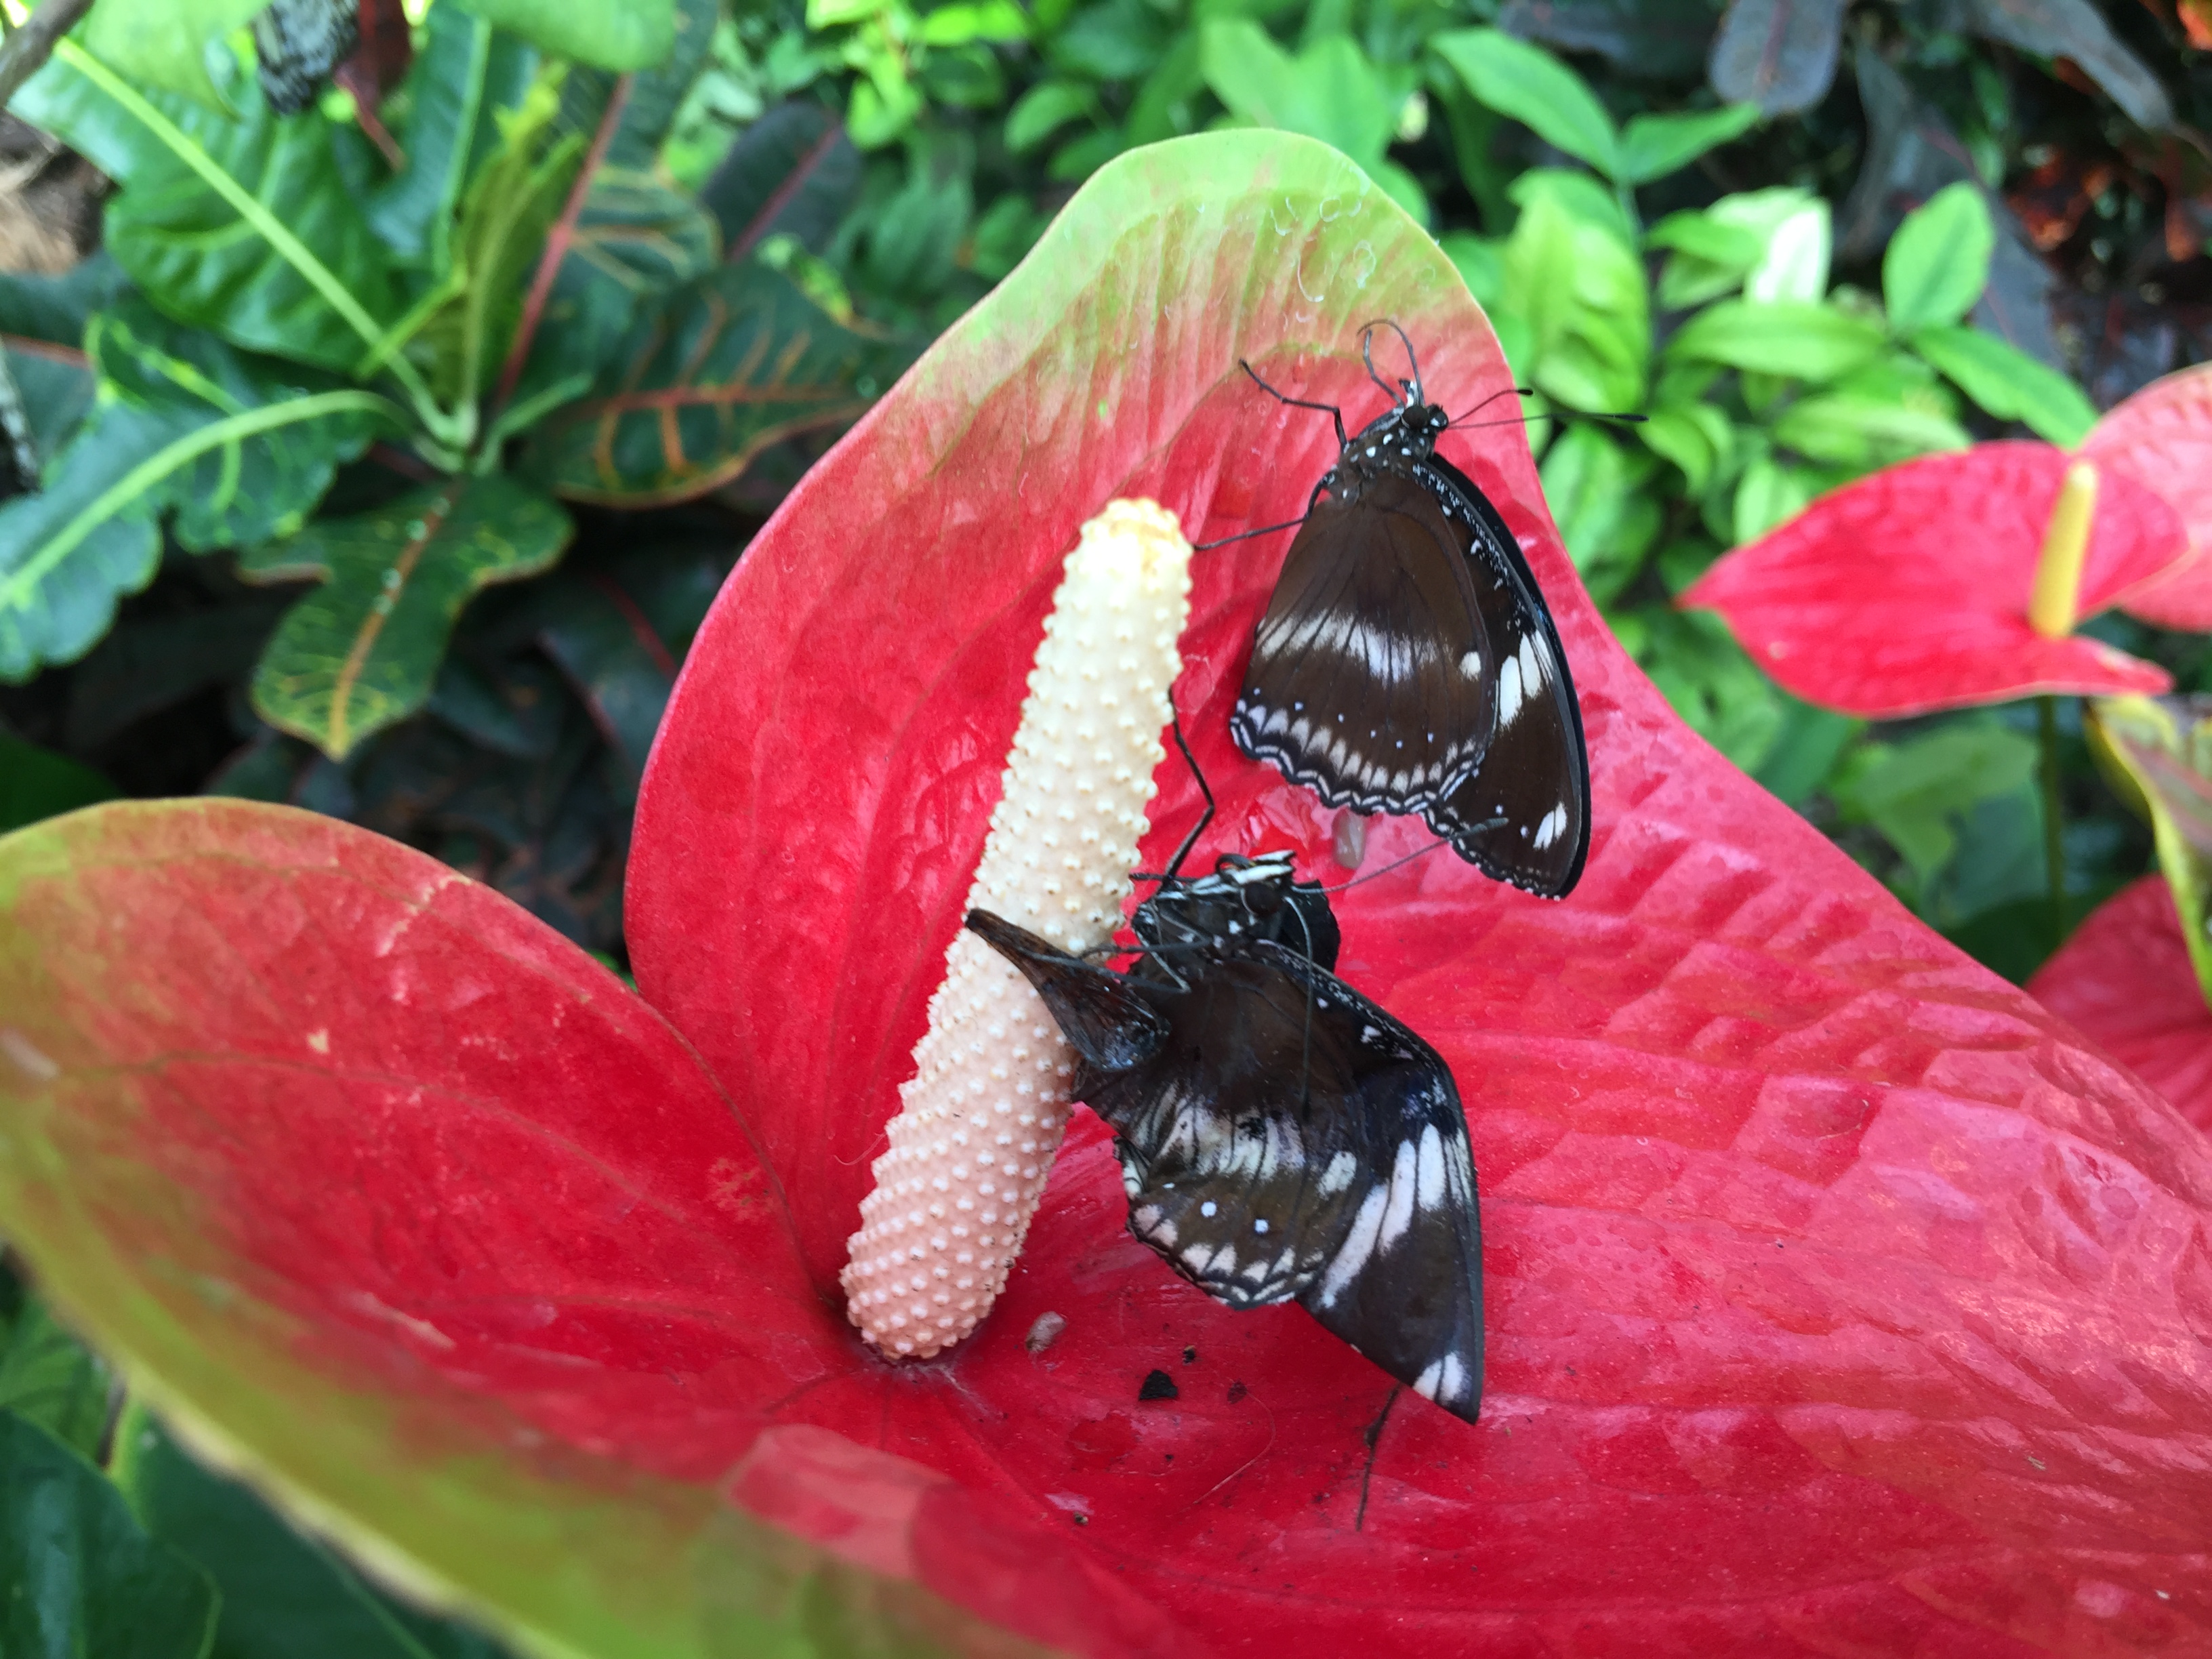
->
[1238,359,1349,447]
[1158,712,1214,880]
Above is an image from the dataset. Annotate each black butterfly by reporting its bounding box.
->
[1226,325,1593,899]
[968,823,1483,1422]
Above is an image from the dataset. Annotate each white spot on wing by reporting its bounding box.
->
[1317,1185,1389,1308]
[1533,804,1567,849]
[1496,649,1523,726]
[1413,1359,1443,1399]
[1458,649,1481,678]
[1319,1150,1358,1196]
[1416,1124,1446,1211]
[1380,1140,1418,1251]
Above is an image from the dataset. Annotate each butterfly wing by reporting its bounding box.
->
[1418,454,1592,898]
[1233,475,1496,815]
[966,909,1168,1076]
[1089,944,1485,1421]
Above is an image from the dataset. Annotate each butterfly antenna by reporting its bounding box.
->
[1448,395,1647,434]
[1319,835,1460,893]
[1240,359,1348,447]
[1162,711,1214,881]
[1359,320,1422,404]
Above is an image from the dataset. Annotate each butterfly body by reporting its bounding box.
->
[1230,348,1593,898]
[968,852,1483,1421]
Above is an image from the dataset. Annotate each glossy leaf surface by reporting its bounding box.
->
[0,1412,218,1659]
[2031,876,2212,1134]
[240,476,573,758]
[1705,0,1843,114]
[2085,365,2212,631]
[17,56,400,374]
[530,263,912,507]
[7,134,2212,1657]
[451,0,678,70]
[1681,443,2185,716]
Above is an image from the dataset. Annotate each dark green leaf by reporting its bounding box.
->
[6,344,94,466]
[1637,401,1734,495]
[1705,0,1842,115]
[533,574,678,800]
[508,168,720,419]
[701,101,861,262]
[1751,697,1862,808]
[589,0,721,171]
[366,7,541,270]
[63,604,287,751]
[1908,324,2097,446]
[1882,182,1993,335]
[0,1411,218,1659]
[1617,104,1759,184]
[0,257,131,349]
[18,55,402,375]
[0,1303,110,1462]
[89,302,380,551]
[115,1410,510,1659]
[0,405,178,682]
[530,262,914,507]
[1616,605,1784,771]
[1954,0,2171,130]
[0,737,118,834]
[450,0,678,70]
[1006,81,1098,154]
[1664,298,1885,382]
[1498,0,1718,78]
[1431,28,1620,178]
[240,475,574,758]
[1831,723,2038,884]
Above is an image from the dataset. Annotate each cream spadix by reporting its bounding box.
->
[840,499,1193,1357]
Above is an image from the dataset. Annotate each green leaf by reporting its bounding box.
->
[0,1411,219,1659]
[1664,298,1885,383]
[1499,189,1648,409]
[240,475,575,758]
[1832,722,2039,884]
[0,1303,111,1460]
[592,0,721,173]
[398,74,588,403]
[1507,165,1633,241]
[1200,24,1399,167]
[1637,401,1734,494]
[513,169,720,409]
[1538,423,1660,605]
[77,0,266,108]
[1429,28,1620,180]
[1751,696,1863,808]
[1617,104,1759,184]
[89,301,381,551]
[1731,453,1818,543]
[367,7,541,271]
[450,0,678,70]
[530,262,915,507]
[1883,181,1994,335]
[1007,81,1098,153]
[1772,391,1970,468]
[0,736,118,834]
[1908,323,2097,446]
[0,369,392,683]
[1740,194,1829,303]
[1620,605,1784,771]
[19,49,402,375]
[2087,696,2212,1005]
[115,1410,511,1659]
[919,0,1032,44]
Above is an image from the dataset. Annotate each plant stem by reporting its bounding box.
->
[2039,694,2068,947]
[0,0,94,114]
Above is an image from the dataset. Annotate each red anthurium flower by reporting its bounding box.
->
[1681,438,2190,718]
[2031,876,2212,1134]
[2082,364,2212,632]
[7,136,2212,1657]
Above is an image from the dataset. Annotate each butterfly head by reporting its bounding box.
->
[1133,851,1342,972]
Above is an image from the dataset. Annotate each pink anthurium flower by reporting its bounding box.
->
[1679,369,2212,716]
[6,136,2212,1657]
[2032,875,2212,1134]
